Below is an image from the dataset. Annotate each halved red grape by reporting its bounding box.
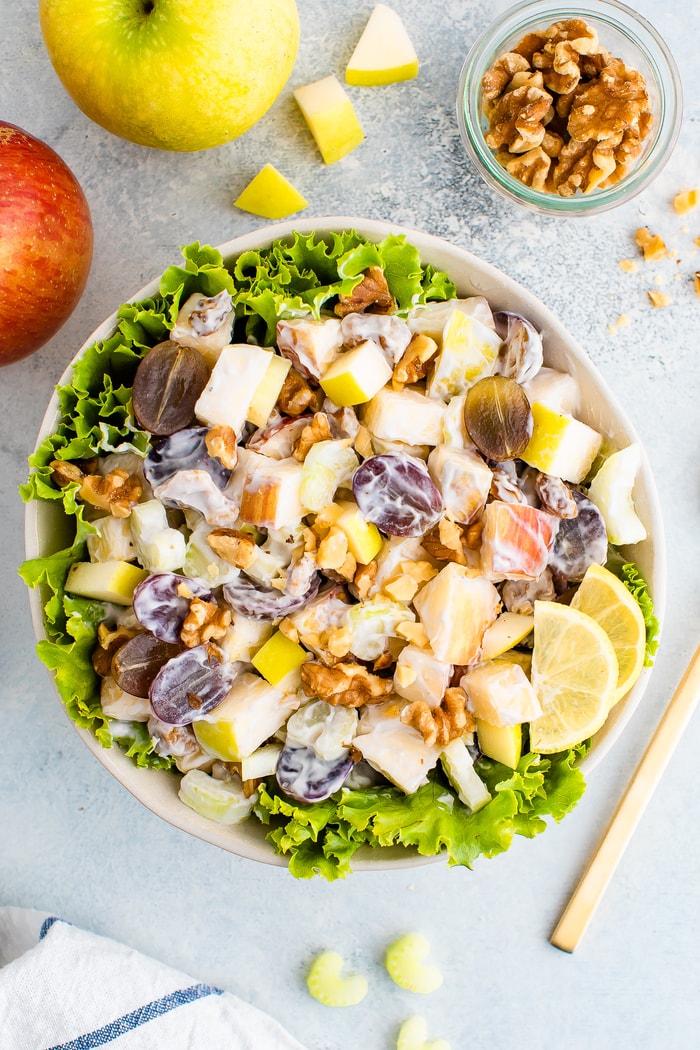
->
[352,454,443,537]
[133,573,214,644]
[464,375,533,461]
[149,644,236,725]
[112,633,182,698]
[548,489,607,581]
[276,744,354,803]
[493,311,543,384]
[132,340,209,436]
[222,573,320,621]
[144,427,232,490]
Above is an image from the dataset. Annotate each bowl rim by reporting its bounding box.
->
[456,0,684,216]
[24,215,667,870]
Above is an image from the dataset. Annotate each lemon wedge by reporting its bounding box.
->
[528,601,618,753]
[570,563,646,706]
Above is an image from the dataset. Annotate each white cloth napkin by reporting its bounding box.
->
[0,907,308,1049]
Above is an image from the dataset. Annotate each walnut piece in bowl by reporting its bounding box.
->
[458,0,682,215]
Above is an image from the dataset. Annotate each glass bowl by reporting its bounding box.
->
[457,0,683,215]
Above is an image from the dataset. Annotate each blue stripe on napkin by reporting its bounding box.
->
[47,983,224,1049]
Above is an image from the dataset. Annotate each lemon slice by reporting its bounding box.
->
[570,563,646,706]
[529,601,618,753]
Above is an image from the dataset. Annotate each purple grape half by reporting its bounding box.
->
[548,489,608,582]
[149,644,237,725]
[276,744,354,803]
[133,573,215,644]
[352,454,443,537]
[222,573,320,621]
[144,427,233,491]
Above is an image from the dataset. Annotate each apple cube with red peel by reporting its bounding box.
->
[480,501,557,581]
[413,563,500,664]
[238,456,304,530]
[427,444,492,524]
[461,661,542,727]
[393,645,452,706]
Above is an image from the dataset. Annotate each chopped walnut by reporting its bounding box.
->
[567,61,649,143]
[300,661,393,708]
[647,290,673,308]
[500,146,551,191]
[535,473,577,517]
[205,425,237,470]
[206,528,257,568]
[353,560,377,600]
[482,51,531,101]
[335,266,394,317]
[422,517,467,565]
[391,334,439,391]
[79,469,142,518]
[618,258,638,273]
[275,369,323,416]
[635,226,667,261]
[502,568,556,615]
[291,412,333,461]
[694,273,700,297]
[50,460,85,488]
[484,83,553,153]
[180,597,232,648]
[316,527,349,572]
[401,687,475,747]
[673,189,698,215]
[490,465,528,505]
[396,620,430,648]
[352,424,374,460]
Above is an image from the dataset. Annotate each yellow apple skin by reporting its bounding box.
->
[38,0,299,151]
[293,76,364,164]
[65,560,148,605]
[235,164,307,221]
[251,630,307,685]
[475,719,522,769]
[346,3,419,86]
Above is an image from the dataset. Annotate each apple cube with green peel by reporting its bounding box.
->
[440,738,491,812]
[413,564,500,664]
[520,401,602,484]
[86,516,136,563]
[129,499,186,573]
[334,500,383,564]
[251,629,308,685]
[587,443,647,545]
[345,3,419,86]
[475,718,522,769]
[293,75,364,164]
[178,769,256,826]
[240,743,283,781]
[219,614,274,663]
[480,611,534,660]
[246,351,292,427]
[320,340,391,406]
[183,521,241,589]
[65,560,149,605]
[299,440,359,512]
[363,386,445,445]
[234,163,307,220]
[193,671,300,761]
[522,366,580,416]
[194,344,273,436]
[426,310,501,402]
[461,660,542,726]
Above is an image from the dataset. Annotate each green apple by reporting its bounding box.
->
[521,401,602,484]
[475,719,522,769]
[480,611,534,660]
[346,3,419,86]
[246,351,292,427]
[320,340,391,405]
[251,630,308,686]
[65,560,149,604]
[293,75,364,164]
[235,164,308,221]
[38,0,299,151]
[335,501,383,564]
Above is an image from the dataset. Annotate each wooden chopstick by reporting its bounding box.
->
[551,642,700,953]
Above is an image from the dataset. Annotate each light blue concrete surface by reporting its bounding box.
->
[2,2,699,1048]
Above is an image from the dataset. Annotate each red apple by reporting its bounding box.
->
[0,121,93,365]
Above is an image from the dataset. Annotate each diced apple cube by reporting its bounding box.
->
[234,164,307,221]
[480,611,534,660]
[334,500,383,564]
[193,671,300,761]
[440,393,471,449]
[251,630,309,685]
[353,699,442,794]
[413,563,500,664]
[407,297,495,339]
[363,386,445,445]
[238,456,304,530]
[426,310,501,402]
[130,499,186,572]
[194,344,273,435]
[87,516,136,563]
[320,340,392,407]
[276,316,343,382]
[345,3,419,86]
[520,401,602,484]
[474,718,522,769]
[178,769,256,825]
[300,440,359,513]
[427,444,492,524]
[293,75,364,165]
[247,352,292,427]
[393,645,451,706]
[480,501,557,581]
[440,738,492,811]
[219,614,274,663]
[461,660,542,726]
[522,366,580,416]
[240,743,283,781]
[65,560,149,605]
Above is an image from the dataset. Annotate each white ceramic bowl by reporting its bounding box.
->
[24,217,666,870]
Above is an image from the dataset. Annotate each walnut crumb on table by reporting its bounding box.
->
[673,188,698,215]
[647,290,673,307]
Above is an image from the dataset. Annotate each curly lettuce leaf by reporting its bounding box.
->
[619,562,660,664]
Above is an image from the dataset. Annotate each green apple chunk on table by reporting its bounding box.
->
[345,3,419,86]
[38,0,299,151]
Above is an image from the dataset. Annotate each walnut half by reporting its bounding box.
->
[300,661,393,708]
